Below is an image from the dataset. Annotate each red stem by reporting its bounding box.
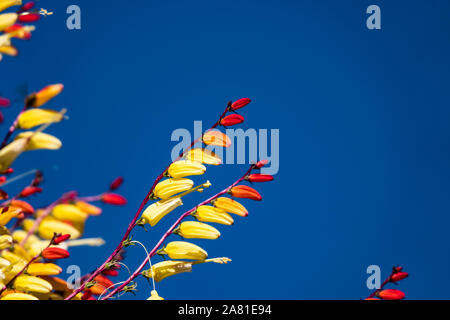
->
[101,165,254,299]
[65,104,230,300]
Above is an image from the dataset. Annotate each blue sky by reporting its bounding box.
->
[2,0,450,299]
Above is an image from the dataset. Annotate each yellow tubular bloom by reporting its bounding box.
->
[38,219,81,240]
[202,130,231,147]
[27,263,62,276]
[0,234,12,250]
[195,205,234,225]
[32,84,64,108]
[147,290,164,300]
[13,275,53,294]
[12,230,39,248]
[1,293,38,300]
[0,45,18,56]
[142,197,183,227]
[161,241,208,260]
[0,257,10,268]
[213,197,248,217]
[144,260,192,282]
[52,204,88,223]
[177,221,220,240]
[185,148,222,165]
[0,138,28,172]
[15,132,62,151]
[18,109,64,129]
[0,13,17,32]
[0,208,21,226]
[153,178,194,200]
[0,0,22,13]
[168,160,206,179]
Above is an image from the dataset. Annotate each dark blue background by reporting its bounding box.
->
[1,0,450,299]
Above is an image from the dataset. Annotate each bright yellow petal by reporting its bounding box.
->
[1,293,38,300]
[18,109,64,129]
[162,241,208,261]
[15,131,62,151]
[142,197,183,227]
[168,160,206,178]
[38,219,81,240]
[177,221,220,240]
[27,263,62,276]
[52,204,88,223]
[0,13,17,32]
[14,275,53,294]
[0,138,28,172]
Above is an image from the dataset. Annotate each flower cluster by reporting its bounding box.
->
[365,266,409,301]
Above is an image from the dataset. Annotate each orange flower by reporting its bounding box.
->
[376,289,405,300]
[29,84,64,108]
[229,185,262,201]
[42,247,70,260]
[10,199,34,214]
[75,201,102,216]
[202,130,231,147]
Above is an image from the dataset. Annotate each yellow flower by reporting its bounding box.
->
[14,275,53,294]
[0,207,21,226]
[0,45,17,56]
[0,293,38,300]
[15,131,62,151]
[38,218,81,240]
[147,290,164,300]
[75,201,102,216]
[30,84,64,108]
[0,13,17,32]
[185,148,222,165]
[12,230,39,248]
[1,250,24,264]
[213,197,248,217]
[52,204,88,223]
[0,138,28,172]
[0,234,12,250]
[194,205,234,225]
[153,178,194,200]
[160,241,208,260]
[0,0,22,13]
[142,197,183,227]
[0,257,10,268]
[27,263,62,276]
[168,160,206,179]
[176,221,220,240]
[18,109,64,129]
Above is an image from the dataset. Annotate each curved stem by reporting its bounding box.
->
[101,164,254,300]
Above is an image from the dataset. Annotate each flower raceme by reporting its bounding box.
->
[229,185,262,201]
[159,241,208,261]
[141,197,183,227]
[202,130,231,147]
[220,114,244,127]
[167,160,206,179]
[175,221,221,240]
[212,197,248,217]
[194,205,234,225]
[153,178,194,200]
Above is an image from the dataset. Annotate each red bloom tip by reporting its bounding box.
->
[109,176,124,190]
[231,98,251,111]
[10,200,34,214]
[3,168,13,175]
[391,272,408,282]
[42,247,70,260]
[94,275,114,288]
[0,97,10,107]
[101,193,127,205]
[101,268,119,277]
[18,12,40,23]
[0,176,6,184]
[377,289,405,300]
[230,185,262,201]
[0,189,8,200]
[19,186,43,198]
[21,1,35,11]
[393,266,403,273]
[220,114,244,127]
[255,159,269,169]
[53,234,71,245]
[246,174,274,183]
[82,290,92,300]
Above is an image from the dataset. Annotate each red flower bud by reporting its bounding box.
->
[220,114,244,127]
[231,98,251,111]
[109,176,124,190]
[393,266,403,273]
[377,289,405,300]
[21,1,35,11]
[255,159,269,169]
[391,272,408,282]
[19,186,43,198]
[0,176,6,184]
[0,97,10,107]
[246,174,274,183]
[53,234,71,245]
[42,247,70,260]
[102,269,119,277]
[82,290,92,300]
[94,275,114,288]
[3,168,13,175]
[10,200,34,214]
[230,185,262,201]
[101,193,127,205]
[18,13,40,23]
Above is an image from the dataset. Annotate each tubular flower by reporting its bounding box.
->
[0,96,10,106]
[10,199,34,214]
[160,241,208,260]
[101,193,127,205]
[0,0,22,13]
[52,204,88,223]
[176,221,220,240]
[19,186,42,197]
[376,289,405,300]
[142,197,183,227]
[0,207,20,226]
[147,290,164,300]
[4,24,33,40]
[18,109,64,129]
[14,132,62,151]
[185,148,222,165]
[0,234,12,250]
[0,257,10,268]
[17,12,39,23]
[38,219,81,240]
[14,275,53,294]
[94,274,114,289]
[0,13,17,32]
[75,201,102,216]
[53,234,71,245]
[230,185,262,201]
[213,197,248,217]
[20,1,34,11]
[1,293,38,300]
[255,159,269,169]
[12,230,39,247]
[391,272,409,282]
[0,138,28,172]
[29,84,64,108]
[230,98,251,111]
[246,174,274,183]
[195,205,234,225]
[42,247,70,260]
[220,114,244,127]
[27,263,62,276]
[143,260,192,282]
[202,130,231,147]
[0,45,17,56]
[168,160,206,179]
[153,178,194,200]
